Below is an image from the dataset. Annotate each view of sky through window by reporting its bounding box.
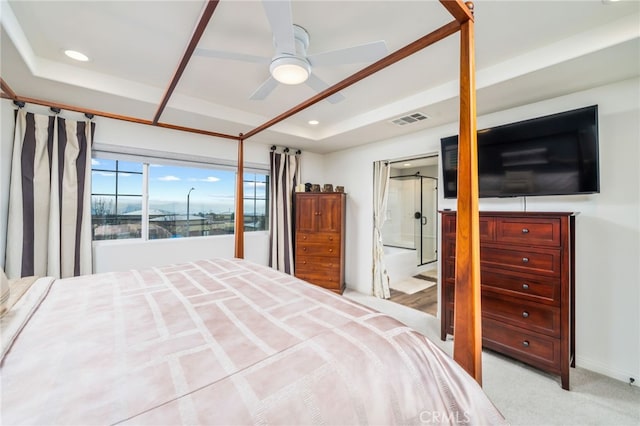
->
[92,159,266,215]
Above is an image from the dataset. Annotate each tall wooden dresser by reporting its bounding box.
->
[440,211,575,389]
[294,192,346,294]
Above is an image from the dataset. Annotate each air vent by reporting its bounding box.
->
[390,112,430,126]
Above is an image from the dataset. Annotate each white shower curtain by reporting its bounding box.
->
[372,161,391,298]
[5,109,94,279]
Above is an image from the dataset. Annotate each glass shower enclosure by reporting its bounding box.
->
[383,174,438,266]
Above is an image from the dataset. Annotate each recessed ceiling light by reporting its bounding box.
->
[64,50,89,62]
[403,163,412,167]
[308,120,319,125]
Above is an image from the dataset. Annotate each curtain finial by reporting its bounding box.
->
[13,100,25,109]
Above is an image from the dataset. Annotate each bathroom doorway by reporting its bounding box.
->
[381,155,439,316]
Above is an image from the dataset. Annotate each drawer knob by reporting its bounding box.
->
[302,247,307,251]
[522,283,529,290]
[303,261,307,264]
[329,248,333,253]
[522,311,530,318]
[522,228,529,234]
[522,340,530,347]
[303,236,307,240]
[522,257,529,263]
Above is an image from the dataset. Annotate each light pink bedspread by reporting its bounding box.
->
[1,258,506,425]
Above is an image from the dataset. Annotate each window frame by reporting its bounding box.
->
[91,146,269,241]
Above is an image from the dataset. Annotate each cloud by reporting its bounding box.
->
[93,171,115,177]
[91,159,100,166]
[187,176,221,183]
[244,182,266,188]
[158,175,181,181]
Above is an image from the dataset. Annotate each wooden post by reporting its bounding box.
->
[234,135,245,258]
[453,2,482,384]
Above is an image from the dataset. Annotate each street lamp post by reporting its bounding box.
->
[187,187,195,237]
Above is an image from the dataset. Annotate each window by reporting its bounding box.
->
[91,159,143,240]
[91,156,269,240]
[244,172,268,232]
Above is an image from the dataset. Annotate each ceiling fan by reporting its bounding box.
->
[194,0,388,103]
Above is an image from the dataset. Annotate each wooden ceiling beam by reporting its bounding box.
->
[152,0,220,125]
[440,0,475,23]
[0,77,17,99]
[0,89,238,140]
[243,19,461,140]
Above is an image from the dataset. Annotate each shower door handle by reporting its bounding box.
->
[414,212,421,219]
[421,217,427,226]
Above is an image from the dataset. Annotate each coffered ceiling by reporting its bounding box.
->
[1,0,638,153]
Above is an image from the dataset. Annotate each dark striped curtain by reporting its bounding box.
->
[268,149,300,274]
[5,109,94,279]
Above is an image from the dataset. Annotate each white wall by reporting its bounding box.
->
[93,231,269,272]
[323,77,640,385]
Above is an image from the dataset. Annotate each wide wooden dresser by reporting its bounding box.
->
[440,211,575,389]
[294,192,346,294]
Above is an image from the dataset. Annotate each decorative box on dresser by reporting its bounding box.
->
[294,192,346,294]
[440,211,576,390]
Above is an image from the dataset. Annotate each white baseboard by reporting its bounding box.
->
[576,355,639,387]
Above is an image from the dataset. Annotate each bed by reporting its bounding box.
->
[2,0,485,387]
[1,257,505,425]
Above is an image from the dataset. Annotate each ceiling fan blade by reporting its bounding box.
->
[305,74,345,104]
[262,0,295,54]
[194,47,270,64]
[307,40,388,67]
[249,76,279,101]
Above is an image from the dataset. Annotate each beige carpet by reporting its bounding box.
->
[344,289,640,426]
[390,276,436,294]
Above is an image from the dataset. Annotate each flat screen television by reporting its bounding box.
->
[441,105,600,199]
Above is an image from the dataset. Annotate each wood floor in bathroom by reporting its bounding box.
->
[389,285,438,317]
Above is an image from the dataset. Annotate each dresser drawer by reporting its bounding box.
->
[297,232,340,245]
[441,215,496,241]
[296,256,340,274]
[482,246,561,277]
[482,293,560,337]
[483,318,561,373]
[495,217,561,247]
[296,241,340,257]
[295,272,342,292]
[481,271,560,305]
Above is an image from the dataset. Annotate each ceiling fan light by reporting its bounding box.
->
[270,57,310,85]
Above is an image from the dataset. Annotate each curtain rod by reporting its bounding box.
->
[270,145,301,155]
